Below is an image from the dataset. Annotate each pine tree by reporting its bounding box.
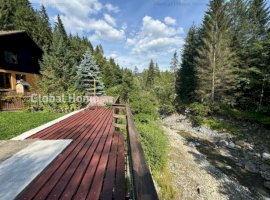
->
[77,49,104,95]
[177,25,199,102]
[195,0,237,105]
[134,66,139,76]
[170,51,179,84]
[146,59,156,89]
[0,0,16,30]
[69,34,93,64]
[36,5,52,51]
[13,0,41,46]
[55,15,68,43]
[248,0,270,41]
[240,0,270,108]
[38,16,76,94]
[169,51,180,97]
[155,63,161,78]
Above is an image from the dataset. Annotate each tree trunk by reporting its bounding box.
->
[259,77,265,110]
[211,23,217,102]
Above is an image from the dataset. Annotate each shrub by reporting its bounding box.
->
[136,121,168,172]
[189,102,211,117]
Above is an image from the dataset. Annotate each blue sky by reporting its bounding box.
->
[29,0,219,71]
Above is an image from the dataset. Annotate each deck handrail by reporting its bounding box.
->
[126,106,159,200]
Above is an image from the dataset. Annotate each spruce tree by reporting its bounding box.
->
[13,0,41,46]
[77,49,104,95]
[248,0,270,41]
[146,59,156,89]
[38,16,76,94]
[0,0,16,30]
[177,25,199,102]
[195,0,237,105]
[241,0,270,108]
[170,51,179,85]
[36,5,52,51]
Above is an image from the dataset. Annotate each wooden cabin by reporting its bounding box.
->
[0,31,42,93]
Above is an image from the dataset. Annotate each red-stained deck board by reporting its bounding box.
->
[16,107,126,200]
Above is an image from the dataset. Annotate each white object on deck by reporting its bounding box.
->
[0,139,72,200]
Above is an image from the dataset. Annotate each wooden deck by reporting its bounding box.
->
[16,107,125,200]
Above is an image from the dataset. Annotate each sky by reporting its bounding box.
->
[28,0,214,71]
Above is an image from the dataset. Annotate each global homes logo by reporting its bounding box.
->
[30,94,113,104]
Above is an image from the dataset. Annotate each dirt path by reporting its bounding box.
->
[163,125,254,200]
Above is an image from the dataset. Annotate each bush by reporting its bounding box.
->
[159,104,176,115]
[129,91,158,118]
[136,121,168,172]
[189,102,211,117]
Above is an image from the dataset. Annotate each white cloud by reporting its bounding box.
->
[103,14,116,27]
[127,16,184,54]
[59,15,125,41]
[164,16,176,25]
[105,3,120,13]
[30,0,125,42]
[31,0,102,17]
[121,16,184,71]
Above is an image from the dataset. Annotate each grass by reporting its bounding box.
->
[0,111,64,140]
[220,107,270,126]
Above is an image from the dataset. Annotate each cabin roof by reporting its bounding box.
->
[0,30,43,54]
[0,30,26,36]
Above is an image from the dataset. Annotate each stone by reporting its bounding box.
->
[245,161,259,173]
[261,171,270,181]
[219,140,229,147]
[195,142,201,147]
[264,181,270,189]
[225,165,232,170]
[188,142,195,148]
[262,153,270,161]
[259,164,270,172]
[227,141,236,149]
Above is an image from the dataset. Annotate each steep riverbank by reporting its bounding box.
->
[162,113,270,199]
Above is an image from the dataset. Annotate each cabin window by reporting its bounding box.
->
[4,51,18,64]
[0,72,11,89]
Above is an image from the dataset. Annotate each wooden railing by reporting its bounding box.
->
[0,91,32,111]
[113,96,159,200]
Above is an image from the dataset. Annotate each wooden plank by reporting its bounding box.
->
[72,122,114,200]
[114,133,126,200]
[100,132,119,200]
[112,104,126,107]
[30,110,87,139]
[113,123,126,129]
[46,110,113,200]
[16,109,109,200]
[86,125,115,200]
[113,114,126,119]
[30,110,111,200]
[113,106,126,110]
[126,106,159,200]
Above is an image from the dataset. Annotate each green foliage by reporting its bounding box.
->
[104,102,113,109]
[69,35,93,64]
[0,111,64,139]
[104,85,122,97]
[136,120,168,172]
[129,91,158,118]
[189,102,212,117]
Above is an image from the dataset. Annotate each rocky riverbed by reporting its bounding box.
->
[162,113,270,199]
